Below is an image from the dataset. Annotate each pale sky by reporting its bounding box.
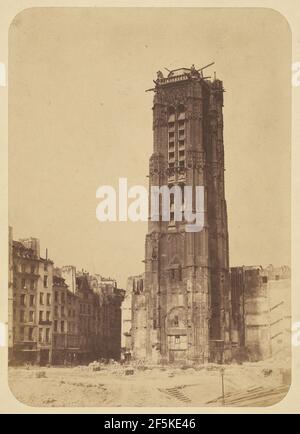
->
[9,7,291,288]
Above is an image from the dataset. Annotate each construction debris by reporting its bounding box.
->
[88,361,102,371]
[35,371,46,379]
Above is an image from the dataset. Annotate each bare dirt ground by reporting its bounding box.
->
[8,355,291,408]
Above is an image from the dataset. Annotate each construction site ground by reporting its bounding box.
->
[8,355,291,408]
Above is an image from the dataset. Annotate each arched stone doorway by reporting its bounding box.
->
[165,306,188,363]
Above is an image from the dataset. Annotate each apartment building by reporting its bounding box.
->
[9,230,53,365]
[9,229,124,366]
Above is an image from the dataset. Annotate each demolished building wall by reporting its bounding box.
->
[230,265,291,362]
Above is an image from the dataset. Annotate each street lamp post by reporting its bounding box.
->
[220,367,225,406]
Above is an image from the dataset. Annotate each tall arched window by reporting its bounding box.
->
[177,105,186,169]
[167,105,186,226]
[168,107,176,178]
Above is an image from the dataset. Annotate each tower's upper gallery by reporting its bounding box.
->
[154,63,217,87]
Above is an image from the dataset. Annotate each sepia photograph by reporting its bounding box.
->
[6,6,291,408]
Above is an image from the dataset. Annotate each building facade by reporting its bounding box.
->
[8,227,14,361]
[133,65,231,364]
[9,231,54,365]
[52,275,80,364]
[9,230,125,365]
[92,275,125,361]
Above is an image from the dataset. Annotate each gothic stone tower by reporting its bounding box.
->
[139,65,232,365]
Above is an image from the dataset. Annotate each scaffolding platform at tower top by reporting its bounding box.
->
[146,63,218,92]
